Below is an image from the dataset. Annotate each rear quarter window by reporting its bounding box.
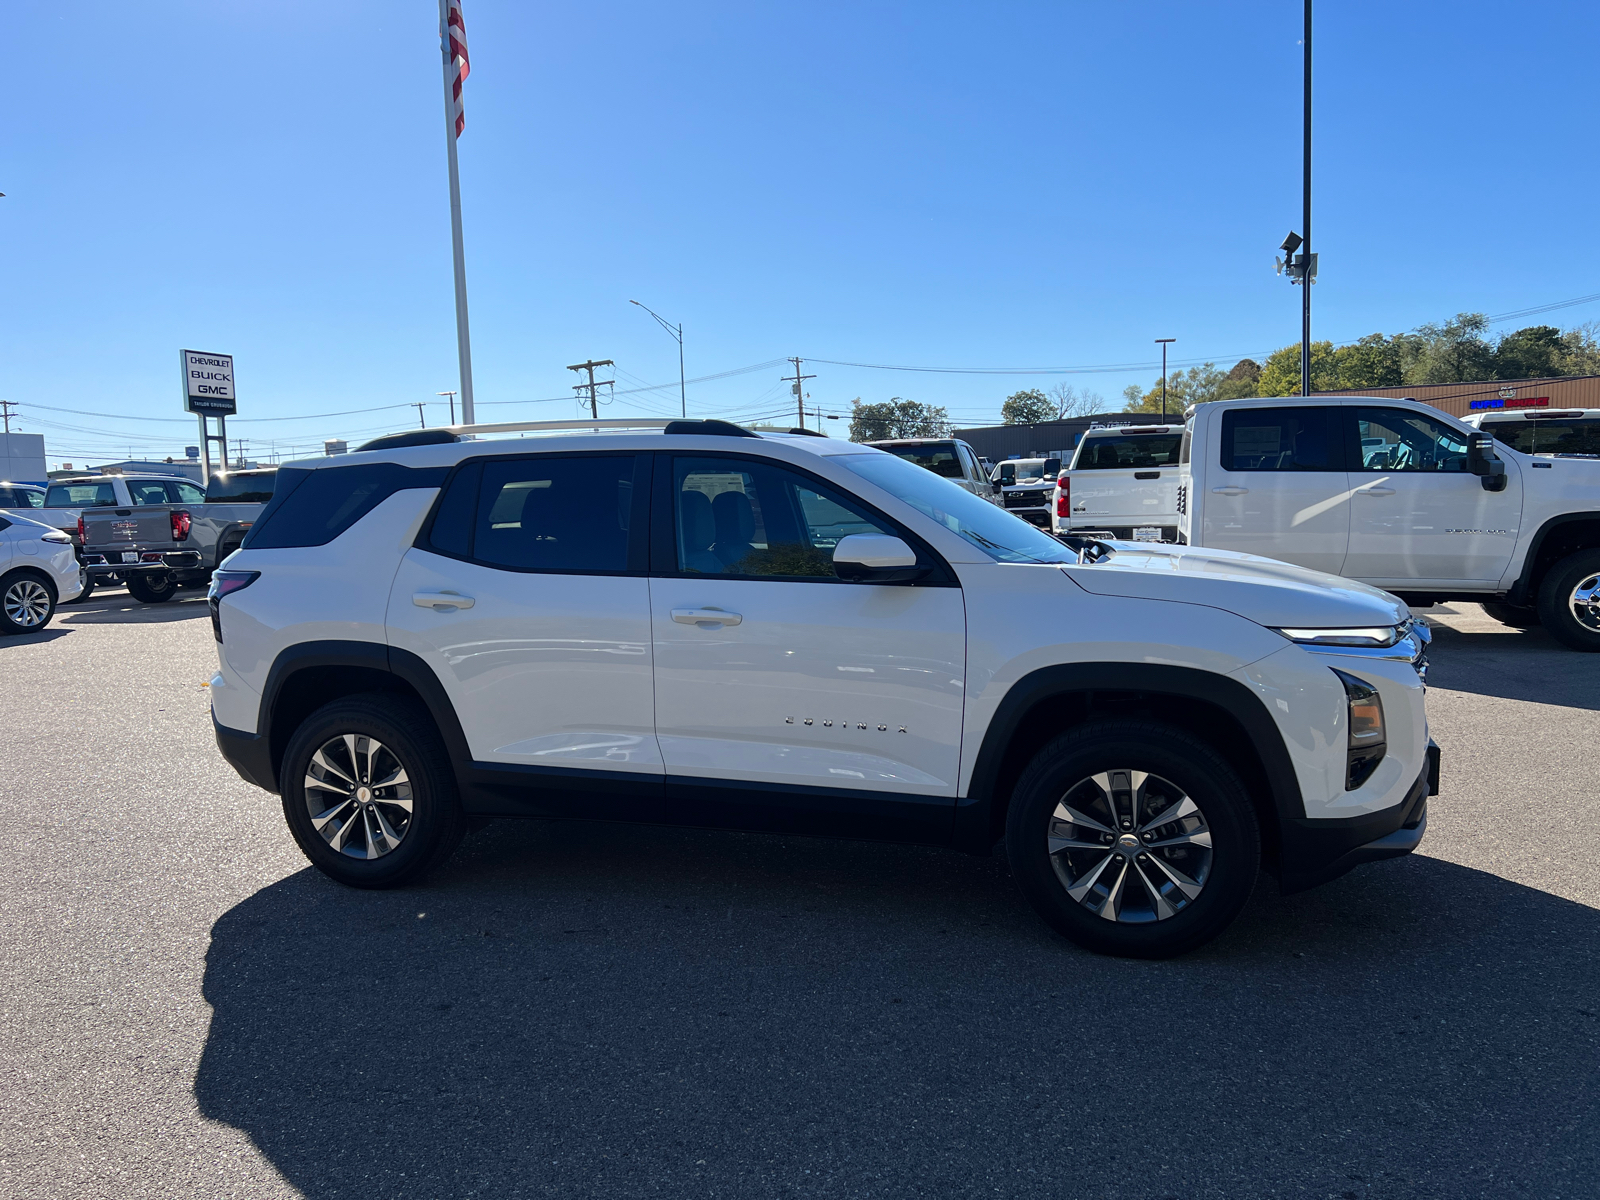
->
[243,463,446,549]
[205,471,278,503]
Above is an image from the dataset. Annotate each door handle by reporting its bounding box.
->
[1210,486,1249,496]
[413,590,475,611]
[672,607,742,627]
[1356,486,1396,497]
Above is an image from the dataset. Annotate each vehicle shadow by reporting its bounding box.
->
[0,626,73,646]
[1420,615,1600,712]
[59,591,210,625]
[195,820,1600,1199]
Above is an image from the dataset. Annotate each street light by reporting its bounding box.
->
[1273,0,1316,398]
[629,300,686,419]
[437,391,458,425]
[1155,339,1176,421]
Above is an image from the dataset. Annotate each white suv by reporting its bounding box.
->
[208,418,1438,958]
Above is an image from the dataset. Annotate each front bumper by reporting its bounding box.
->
[84,550,202,576]
[1278,740,1438,893]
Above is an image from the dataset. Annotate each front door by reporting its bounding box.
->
[649,453,966,842]
[384,452,662,818]
[1340,406,1524,586]
[1199,405,1350,575]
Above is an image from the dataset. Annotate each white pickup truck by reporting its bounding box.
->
[1056,425,1183,543]
[1173,396,1600,649]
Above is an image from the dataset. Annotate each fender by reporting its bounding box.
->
[952,662,1305,854]
[1506,511,1600,604]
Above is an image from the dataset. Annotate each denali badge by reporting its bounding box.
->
[786,717,908,733]
[1445,528,1510,535]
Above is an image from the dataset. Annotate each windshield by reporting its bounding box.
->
[876,442,963,479]
[1488,418,1600,457]
[1071,433,1182,470]
[995,460,1054,484]
[839,452,1075,564]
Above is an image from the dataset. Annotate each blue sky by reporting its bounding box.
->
[6,1,1599,465]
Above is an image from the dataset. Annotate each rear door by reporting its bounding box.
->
[1340,406,1524,586]
[1198,405,1350,574]
[384,452,663,819]
[648,452,966,841]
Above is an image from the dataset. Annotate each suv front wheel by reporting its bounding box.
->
[1006,721,1260,959]
[280,694,467,888]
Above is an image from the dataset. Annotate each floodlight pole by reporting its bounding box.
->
[1155,339,1176,421]
[1301,0,1312,400]
[630,300,686,418]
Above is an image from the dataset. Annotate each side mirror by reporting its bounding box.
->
[990,480,1003,494]
[1467,432,1508,492]
[833,534,928,584]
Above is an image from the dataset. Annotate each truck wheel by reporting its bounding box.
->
[279,694,466,889]
[1005,721,1260,959]
[126,570,177,604]
[0,570,58,634]
[1537,548,1600,652]
[1481,601,1540,629]
[62,563,95,605]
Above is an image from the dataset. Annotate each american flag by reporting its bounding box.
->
[445,1,470,137]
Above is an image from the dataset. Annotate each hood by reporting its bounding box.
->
[1062,542,1408,629]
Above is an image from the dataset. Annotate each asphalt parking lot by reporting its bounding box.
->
[1,588,1597,1200]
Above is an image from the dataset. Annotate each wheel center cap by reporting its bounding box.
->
[356,786,372,803]
[1117,834,1141,855]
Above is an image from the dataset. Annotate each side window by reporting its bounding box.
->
[127,481,170,505]
[166,481,206,504]
[1354,408,1470,473]
[0,488,15,505]
[21,489,44,508]
[430,455,636,573]
[672,457,893,579]
[1220,407,1339,471]
[245,463,446,550]
[957,445,981,483]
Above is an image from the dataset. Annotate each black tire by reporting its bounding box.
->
[1481,601,1541,629]
[62,563,95,605]
[1006,720,1260,959]
[280,694,466,889]
[0,569,58,634]
[1537,548,1600,652]
[125,570,178,604]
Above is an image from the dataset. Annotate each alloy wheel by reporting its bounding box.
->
[1569,572,1600,633]
[303,734,414,859]
[4,579,52,628]
[1046,769,1213,923]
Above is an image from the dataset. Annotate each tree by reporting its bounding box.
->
[1215,359,1261,402]
[1558,323,1600,376]
[1048,383,1105,418]
[1333,334,1404,389]
[848,397,953,442]
[1122,362,1230,413]
[1493,324,1566,380]
[1001,389,1055,424]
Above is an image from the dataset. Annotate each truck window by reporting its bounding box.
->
[163,480,207,504]
[127,481,171,505]
[1353,408,1470,473]
[878,443,964,479]
[1072,433,1182,470]
[1487,418,1600,457]
[1220,408,1339,471]
[44,482,118,507]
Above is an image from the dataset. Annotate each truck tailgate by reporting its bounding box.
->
[82,506,175,552]
[1068,468,1177,520]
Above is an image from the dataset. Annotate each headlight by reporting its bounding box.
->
[1332,669,1386,790]
[1276,625,1403,647]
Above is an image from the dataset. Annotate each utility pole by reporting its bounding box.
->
[411,402,428,428]
[1155,339,1176,421]
[0,399,15,434]
[567,359,615,419]
[1301,0,1312,401]
[786,357,816,430]
[437,391,458,425]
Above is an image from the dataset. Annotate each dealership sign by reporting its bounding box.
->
[181,349,237,415]
[1469,395,1549,411]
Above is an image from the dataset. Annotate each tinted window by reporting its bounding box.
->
[244,463,445,549]
[876,442,963,479]
[1072,433,1182,470]
[162,480,206,504]
[205,471,278,503]
[17,488,43,508]
[469,456,634,572]
[45,482,118,507]
[1220,407,1338,471]
[673,457,892,578]
[1353,408,1470,473]
[0,516,11,531]
[1489,418,1600,457]
[425,461,481,559]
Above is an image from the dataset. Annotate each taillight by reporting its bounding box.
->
[171,509,192,541]
[207,569,259,643]
[1056,475,1071,518]
[76,515,86,545]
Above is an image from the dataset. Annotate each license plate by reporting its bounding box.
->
[1133,527,1162,542]
[121,551,139,563]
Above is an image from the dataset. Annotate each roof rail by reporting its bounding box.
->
[358,429,462,452]
[784,426,826,437]
[663,419,759,438]
[438,417,676,437]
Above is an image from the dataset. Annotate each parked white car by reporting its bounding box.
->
[859,438,998,504]
[0,512,83,633]
[208,418,1436,958]
[1055,425,1183,542]
[990,456,1062,526]
[1174,396,1600,647]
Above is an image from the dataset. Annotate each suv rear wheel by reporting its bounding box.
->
[280,694,466,888]
[1537,548,1600,652]
[126,570,177,604]
[1005,721,1260,959]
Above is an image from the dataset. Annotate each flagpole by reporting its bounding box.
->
[439,0,475,426]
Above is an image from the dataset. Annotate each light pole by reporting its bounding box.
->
[1155,339,1176,421]
[629,300,686,419]
[437,390,458,425]
[1274,1,1315,397]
